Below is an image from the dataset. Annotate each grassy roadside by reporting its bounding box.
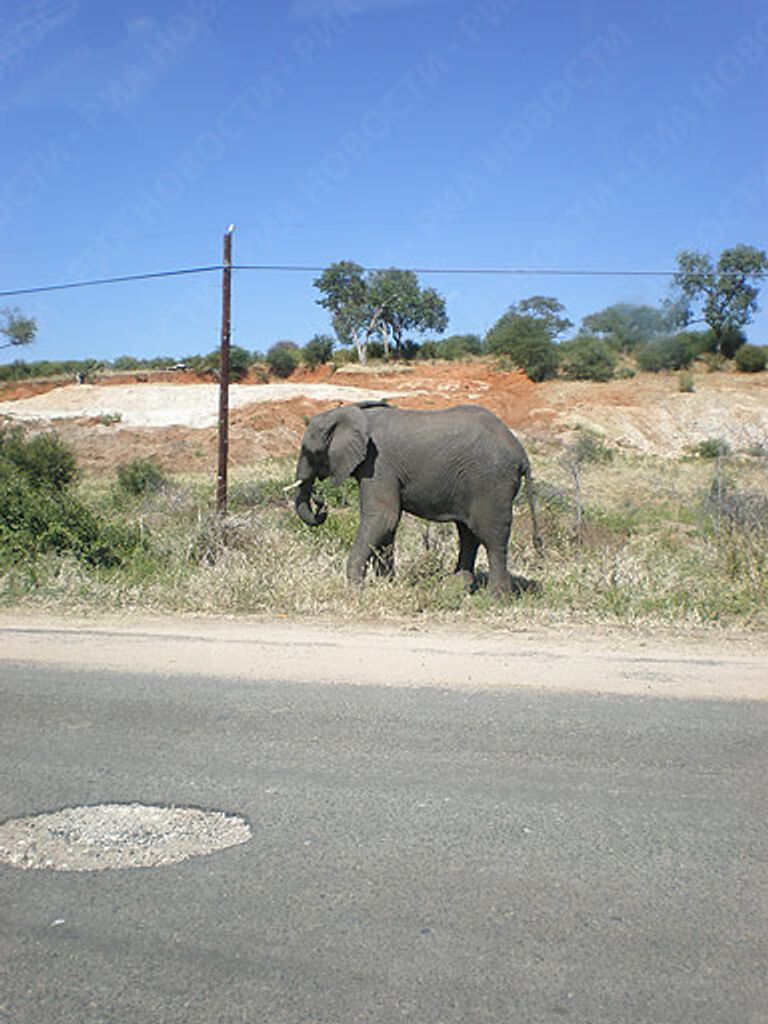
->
[2,431,766,633]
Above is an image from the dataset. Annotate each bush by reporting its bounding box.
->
[186,345,251,381]
[302,334,334,369]
[0,431,143,567]
[717,325,747,360]
[430,334,484,361]
[565,430,614,467]
[559,335,616,382]
[636,334,694,372]
[266,342,300,378]
[677,330,716,358]
[227,345,253,382]
[734,344,767,373]
[116,458,168,496]
[701,351,727,372]
[515,338,560,382]
[0,426,77,491]
[693,437,731,460]
[491,336,559,382]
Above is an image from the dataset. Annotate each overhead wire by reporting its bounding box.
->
[1,263,765,300]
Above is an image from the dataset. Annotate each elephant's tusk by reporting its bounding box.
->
[283,480,303,493]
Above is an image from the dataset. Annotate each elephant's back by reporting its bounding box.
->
[375,404,523,454]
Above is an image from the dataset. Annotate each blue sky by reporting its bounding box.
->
[2,0,767,364]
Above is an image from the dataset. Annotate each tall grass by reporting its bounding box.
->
[1,441,767,631]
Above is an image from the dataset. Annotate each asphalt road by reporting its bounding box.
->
[1,661,766,1024]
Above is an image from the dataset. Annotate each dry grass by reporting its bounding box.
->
[2,441,767,632]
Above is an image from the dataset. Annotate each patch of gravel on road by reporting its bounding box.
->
[0,803,252,871]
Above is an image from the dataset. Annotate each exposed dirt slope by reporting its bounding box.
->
[1,361,766,474]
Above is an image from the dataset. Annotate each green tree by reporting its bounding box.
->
[313,261,370,363]
[580,303,671,351]
[112,355,142,371]
[266,341,300,378]
[636,334,695,372]
[672,244,768,356]
[485,296,571,382]
[421,333,483,360]
[366,268,448,359]
[227,345,253,382]
[302,334,335,369]
[1,308,37,351]
[560,335,617,381]
[734,344,767,373]
[314,261,448,363]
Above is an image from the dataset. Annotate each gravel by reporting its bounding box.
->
[0,803,252,871]
[0,382,410,428]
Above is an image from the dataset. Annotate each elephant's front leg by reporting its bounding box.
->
[346,482,401,585]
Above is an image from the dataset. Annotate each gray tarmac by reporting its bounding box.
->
[1,661,766,1023]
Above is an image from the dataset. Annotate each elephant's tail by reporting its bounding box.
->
[523,462,543,554]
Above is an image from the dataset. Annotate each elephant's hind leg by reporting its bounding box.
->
[454,522,480,589]
[480,520,513,596]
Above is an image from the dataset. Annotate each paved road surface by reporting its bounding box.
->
[1,631,766,1023]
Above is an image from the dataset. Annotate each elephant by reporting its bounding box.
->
[292,402,541,595]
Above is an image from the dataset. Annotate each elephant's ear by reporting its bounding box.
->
[327,406,369,485]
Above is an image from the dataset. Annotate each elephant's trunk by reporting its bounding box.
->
[294,479,327,527]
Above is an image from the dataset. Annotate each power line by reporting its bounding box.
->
[0,265,222,299]
[2,263,766,299]
[236,265,682,276]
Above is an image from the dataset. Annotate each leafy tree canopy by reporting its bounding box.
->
[302,333,335,369]
[485,296,570,352]
[559,335,617,382]
[1,308,37,350]
[314,261,448,363]
[366,268,448,359]
[484,296,570,382]
[672,244,768,356]
[580,303,672,351]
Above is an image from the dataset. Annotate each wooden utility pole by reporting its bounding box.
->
[216,225,234,515]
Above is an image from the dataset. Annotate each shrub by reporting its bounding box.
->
[302,334,334,369]
[0,471,141,566]
[188,345,251,381]
[491,336,560,382]
[515,337,560,382]
[266,342,300,378]
[636,334,694,372]
[0,431,143,567]
[116,458,168,496]
[432,334,484,360]
[734,344,767,373]
[717,325,747,360]
[701,351,727,372]
[0,425,77,491]
[678,371,695,393]
[559,335,616,382]
[227,345,253,381]
[693,437,731,460]
[112,355,142,371]
[570,431,614,465]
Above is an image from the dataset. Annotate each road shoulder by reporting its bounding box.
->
[1,611,766,701]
